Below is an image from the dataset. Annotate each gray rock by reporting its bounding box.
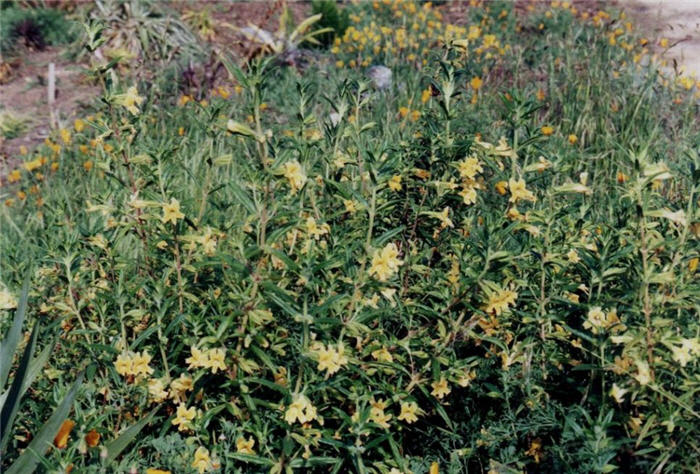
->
[367,65,392,90]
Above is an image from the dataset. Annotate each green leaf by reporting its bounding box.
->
[104,409,156,465]
[6,373,83,474]
[1,322,39,451]
[0,275,30,390]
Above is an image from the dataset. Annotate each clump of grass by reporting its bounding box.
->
[0,5,78,54]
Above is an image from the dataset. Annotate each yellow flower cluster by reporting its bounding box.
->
[484,288,518,316]
[368,243,404,281]
[284,394,317,425]
[172,403,197,432]
[311,342,348,376]
[186,346,227,374]
[281,160,307,193]
[456,156,483,205]
[583,307,622,334]
[115,351,154,378]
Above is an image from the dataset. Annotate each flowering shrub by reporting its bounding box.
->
[1,1,698,473]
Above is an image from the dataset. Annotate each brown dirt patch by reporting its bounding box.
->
[0,47,99,166]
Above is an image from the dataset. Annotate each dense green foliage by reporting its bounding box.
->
[0,6,77,53]
[1,1,698,473]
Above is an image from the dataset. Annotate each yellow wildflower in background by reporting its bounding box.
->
[207,348,227,373]
[397,402,419,423]
[369,399,392,428]
[236,436,255,454]
[388,175,402,191]
[583,307,621,333]
[284,394,317,424]
[116,86,145,115]
[485,288,517,315]
[371,346,393,363]
[609,383,627,403]
[161,198,184,224]
[431,377,451,399]
[457,156,482,180]
[192,446,212,473]
[368,243,404,281]
[306,216,330,240]
[541,125,554,136]
[60,128,71,145]
[281,160,307,193]
[508,178,536,204]
[0,288,17,310]
[314,343,348,375]
[172,404,196,431]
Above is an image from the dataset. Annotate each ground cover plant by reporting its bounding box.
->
[0,1,699,473]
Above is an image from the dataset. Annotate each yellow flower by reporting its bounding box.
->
[485,288,517,315]
[507,178,536,204]
[186,346,208,369]
[8,169,21,182]
[131,351,154,376]
[609,383,627,403]
[494,180,508,195]
[281,160,307,193]
[284,394,317,424]
[431,377,451,399]
[74,118,85,132]
[368,243,404,281]
[344,199,358,213]
[566,249,580,264]
[369,399,392,428]
[146,469,171,474]
[60,128,71,145]
[0,288,18,310]
[410,110,421,121]
[457,156,482,180]
[436,207,453,228]
[115,352,133,376]
[525,438,543,463]
[388,175,402,191]
[371,346,393,363]
[117,86,145,115]
[470,76,483,91]
[192,446,212,473]
[397,402,419,423]
[161,198,185,224]
[172,403,196,431]
[421,88,432,103]
[170,373,193,403]
[306,216,330,240]
[148,378,169,403]
[541,125,554,136]
[670,339,698,367]
[568,134,578,145]
[459,185,478,205]
[236,436,256,454]
[633,360,652,385]
[206,348,226,374]
[315,343,348,375]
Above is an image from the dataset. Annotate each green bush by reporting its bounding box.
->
[312,0,350,48]
[1,2,698,473]
[0,6,77,54]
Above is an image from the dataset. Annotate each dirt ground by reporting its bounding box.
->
[0,48,98,164]
[626,0,700,77]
